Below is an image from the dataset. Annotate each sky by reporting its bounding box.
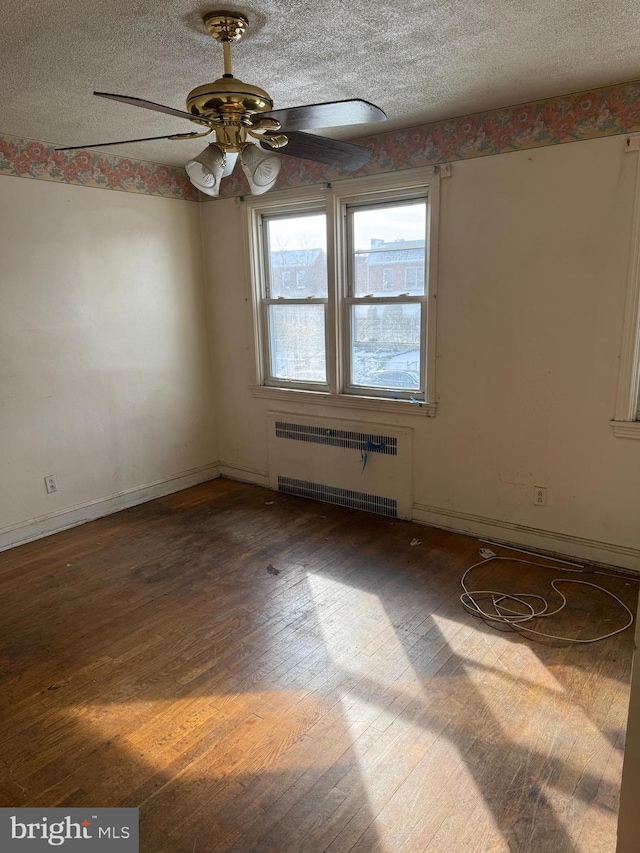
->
[267,202,426,253]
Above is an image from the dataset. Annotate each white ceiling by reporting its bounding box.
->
[2,0,640,166]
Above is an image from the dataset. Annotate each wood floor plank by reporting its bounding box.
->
[0,480,636,852]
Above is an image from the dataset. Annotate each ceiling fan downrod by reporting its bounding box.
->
[202,10,248,78]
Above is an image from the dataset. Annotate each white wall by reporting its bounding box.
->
[201,135,640,569]
[0,177,218,546]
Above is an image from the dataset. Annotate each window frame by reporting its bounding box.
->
[244,166,444,417]
[341,191,429,402]
[612,142,640,438]
[259,206,330,391]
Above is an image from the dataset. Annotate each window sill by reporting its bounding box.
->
[610,420,640,439]
[249,385,436,417]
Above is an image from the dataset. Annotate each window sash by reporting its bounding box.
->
[343,301,425,398]
[260,208,327,299]
[258,206,329,388]
[262,301,329,388]
[342,196,428,399]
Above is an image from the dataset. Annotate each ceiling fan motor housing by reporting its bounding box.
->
[186,78,273,124]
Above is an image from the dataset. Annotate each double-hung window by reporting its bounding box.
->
[345,198,426,398]
[246,167,442,415]
[260,210,328,385]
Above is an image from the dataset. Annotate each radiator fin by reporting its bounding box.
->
[278,476,398,517]
[275,421,397,455]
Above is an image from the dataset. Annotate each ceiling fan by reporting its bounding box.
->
[56,11,387,196]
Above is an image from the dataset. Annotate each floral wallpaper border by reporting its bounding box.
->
[2,78,640,201]
[221,78,640,197]
[0,136,200,201]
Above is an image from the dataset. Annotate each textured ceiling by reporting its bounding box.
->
[2,0,640,166]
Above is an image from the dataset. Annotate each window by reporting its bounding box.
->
[405,267,422,290]
[347,201,426,394]
[262,211,327,384]
[382,268,394,291]
[246,167,442,415]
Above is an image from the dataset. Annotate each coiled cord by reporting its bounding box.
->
[460,553,635,644]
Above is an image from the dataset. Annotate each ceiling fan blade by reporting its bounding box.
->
[94,91,201,124]
[262,99,386,132]
[222,151,239,177]
[263,131,373,170]
[55,132,203,152]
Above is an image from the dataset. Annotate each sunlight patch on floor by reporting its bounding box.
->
[305,573,505,851]
[64,688,315,773]
[305,573,622,852]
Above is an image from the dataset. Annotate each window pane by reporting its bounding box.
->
[266,213,327,298]
[350,303,421,390]
[352,202,426,296]
[268,304,326,382]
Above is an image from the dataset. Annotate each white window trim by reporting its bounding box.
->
[612,141,640,438]
[243,166,445,418]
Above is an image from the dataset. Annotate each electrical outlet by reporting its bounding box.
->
[533,486,547,506]
[44,474,58,494]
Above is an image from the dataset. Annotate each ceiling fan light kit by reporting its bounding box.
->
[56,11,387,196]
[240,142,282,194]
[185,143,226,195]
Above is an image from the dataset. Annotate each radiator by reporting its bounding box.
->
[267,412,413,519]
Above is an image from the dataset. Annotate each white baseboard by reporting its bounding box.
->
[413,502,640,572]
[0,463,221,553]
[5,464,637,573]
[219,463,270,487]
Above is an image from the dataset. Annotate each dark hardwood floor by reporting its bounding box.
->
[0,479,636,852]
